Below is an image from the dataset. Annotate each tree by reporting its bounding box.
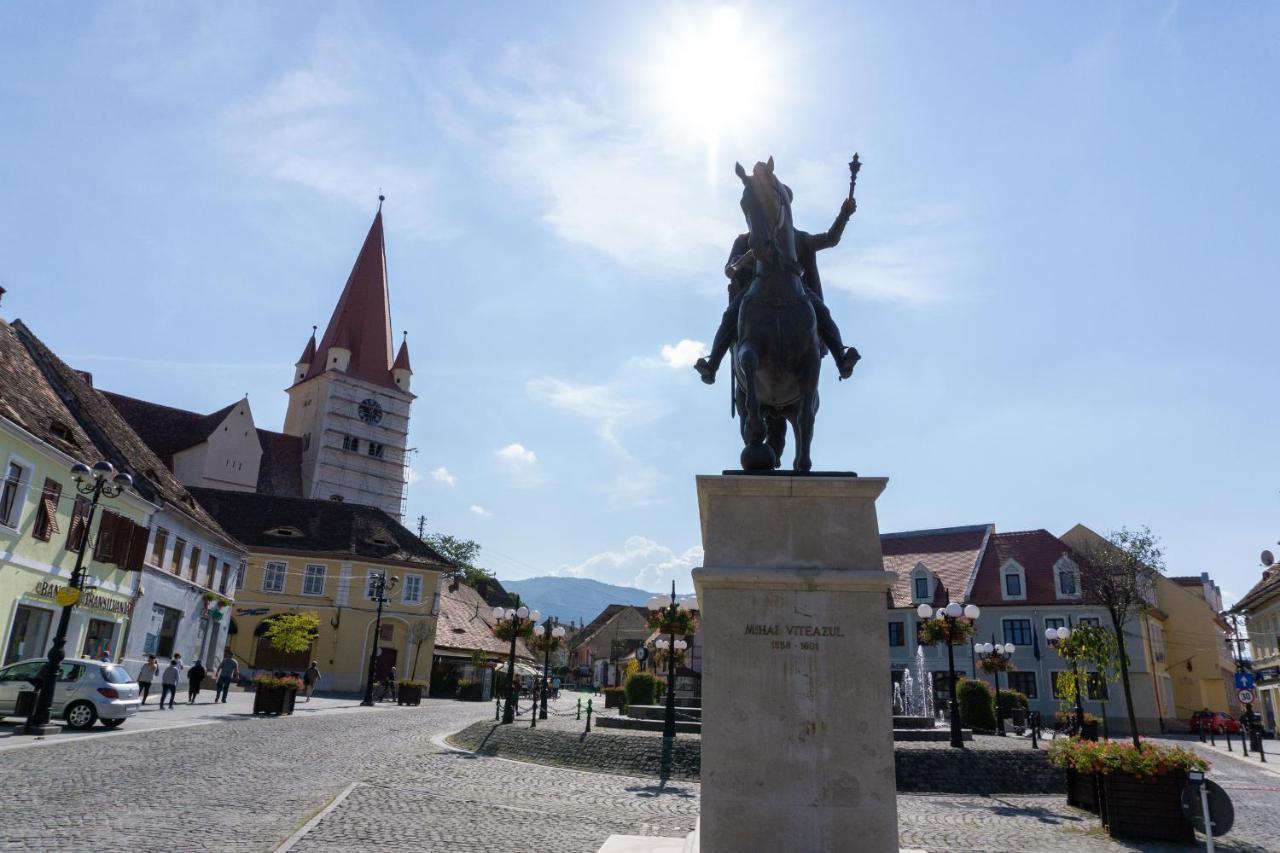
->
[1070,525,1164,748]
[263,612,320,655]
[408,619,434,680]
[423,532,494,587]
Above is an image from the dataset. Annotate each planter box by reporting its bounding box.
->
[604,690,626,709]
[1065,768,1101,814]
[1101,772,1192,844]
[252,686,297,716]
[1080,720,1100,741]
[398,685,424,706]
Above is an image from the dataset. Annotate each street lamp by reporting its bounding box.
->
[25,460,132,735]
[1045,623,1086,733]
[975,638,1016,736]
[360,571,399,707]
[917,601,980,749]
[648,581,694,741]
[531,617,566,725]
[493,605,538,724]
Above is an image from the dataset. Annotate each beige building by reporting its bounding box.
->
[1158,574,1235,720]
[1233,564,1280,730]
[570,605,651,687]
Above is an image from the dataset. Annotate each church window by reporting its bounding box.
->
[342,435,360,453]
[368,442,385,459]
[302,433,311,451]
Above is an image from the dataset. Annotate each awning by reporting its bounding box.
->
[494,661,541,676]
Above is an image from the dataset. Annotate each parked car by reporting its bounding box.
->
[1189,710,1241,734]
[0,658,141,729]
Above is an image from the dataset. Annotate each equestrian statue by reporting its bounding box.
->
[694,156,862,472]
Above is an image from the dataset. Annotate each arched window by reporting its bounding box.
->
[1054,556,1081,599]
[1001,559,1027,601]
[911,563,933,602]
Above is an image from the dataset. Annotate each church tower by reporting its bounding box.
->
[283,201,414,520]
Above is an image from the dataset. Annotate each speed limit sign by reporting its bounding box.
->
[1238,688,1255,705]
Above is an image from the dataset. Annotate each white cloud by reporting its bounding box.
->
[430,467,456,487]
[659,339,707,368]
[496,443,538,467]
[557,536,703,590]
[405,466,422,485]
[469,504,492,517]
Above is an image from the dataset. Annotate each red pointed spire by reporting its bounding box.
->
[393,332,411,372]
[299,204,398,390]
[296,326,317,365]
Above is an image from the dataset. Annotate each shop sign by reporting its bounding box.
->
[32,580,129,615]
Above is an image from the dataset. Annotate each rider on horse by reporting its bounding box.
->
[694,192,861,385]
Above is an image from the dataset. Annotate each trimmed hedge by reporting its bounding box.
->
[957,678,997,731]
[624,671,660,706]
[997,688,1028,719]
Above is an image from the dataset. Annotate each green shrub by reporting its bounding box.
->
[625,671,660,706]
[957,678,997,731]
[997,689,1028,719]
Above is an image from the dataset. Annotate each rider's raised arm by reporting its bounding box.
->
[812,197,856,251]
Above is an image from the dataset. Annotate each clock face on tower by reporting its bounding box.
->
[357,398,384,424]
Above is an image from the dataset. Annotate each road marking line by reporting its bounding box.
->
[275,781,361,852]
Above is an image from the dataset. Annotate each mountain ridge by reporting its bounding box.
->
[500,576,666,626]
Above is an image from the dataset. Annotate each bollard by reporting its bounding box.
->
[585,698,593,733]
[1029,711,1039,750]
[577,697,582,720]
[1226,727,1232,751]
[1200,724,1207,743]
[495,696,501,722]
[1241,727,1249,757]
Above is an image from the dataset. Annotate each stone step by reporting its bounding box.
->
[892,715,937,729]
[596,716,702,734]
[626,705,702,721]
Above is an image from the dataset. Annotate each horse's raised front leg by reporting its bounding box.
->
[736,345,776,470]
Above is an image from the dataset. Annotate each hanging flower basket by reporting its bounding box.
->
[528,633,563,654]
[978,656,1015,674]
[647,609,696,636]
[493,620,534,642]
[918,616,975,646]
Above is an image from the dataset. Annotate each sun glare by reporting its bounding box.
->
[646,6,780,180]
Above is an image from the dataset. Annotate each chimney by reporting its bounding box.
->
[76,370,94,388]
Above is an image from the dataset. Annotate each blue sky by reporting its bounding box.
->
[2,3,1278,606]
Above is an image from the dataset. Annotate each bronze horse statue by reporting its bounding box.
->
[732,158,822,472]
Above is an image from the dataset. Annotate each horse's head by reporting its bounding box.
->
[735,156,797,270]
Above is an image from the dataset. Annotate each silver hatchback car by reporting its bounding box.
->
[0,658,141,729]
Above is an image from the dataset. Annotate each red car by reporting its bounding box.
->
[1189,710,1242,734]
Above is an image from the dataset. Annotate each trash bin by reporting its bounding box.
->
[14,690,37,718]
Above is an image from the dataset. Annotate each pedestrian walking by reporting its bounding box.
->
[187,659,207,704]
[159,656,182,709]
[136,655,159,706]
[303,662,321,702]
[214,651,238,703]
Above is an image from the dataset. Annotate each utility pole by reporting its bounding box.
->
[417,515,427,539]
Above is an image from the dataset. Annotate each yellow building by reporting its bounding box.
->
[188,488,448,692]
[1159,574,1234,722]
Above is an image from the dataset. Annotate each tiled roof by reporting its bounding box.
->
[1235,569,1280,613]
[571,604,649,650]
[434,581,535,662]
[101,391,236,465]
[882,525,991,608]
[296,209,399,392]
[187,487,450,567]
[254,429,303,497]
[970,529,1072,606]
[6,319,242,553]
[0,319,96,458]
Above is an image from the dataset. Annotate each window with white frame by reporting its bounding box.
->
[0,457,32,528]
[1001,560,1026,601]
[365,572,382,600]
[911,564,932,602]
[1148,621,1166,662]
[302,564,326,596]
[1078,616,1101,628]
[1054,557,1080,598]
[262,561,286,593]
[402,574,422,603]
[1006,671,1037,699]
[235,560,246,590]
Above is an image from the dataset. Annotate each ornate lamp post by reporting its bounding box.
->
[975,637,1016,736]
[493,605,538,724]
[25,461,132,735]
[531,617,565,726]
[916,601,980,749]
[1045,623,1086,733]
[647,582,696,741]
[360,570,399,707]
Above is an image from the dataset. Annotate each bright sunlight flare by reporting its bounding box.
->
[646,6,782,180]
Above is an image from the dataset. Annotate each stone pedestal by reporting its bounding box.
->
[692,474,898,853]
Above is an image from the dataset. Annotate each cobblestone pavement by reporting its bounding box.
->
[3,692,1277,852]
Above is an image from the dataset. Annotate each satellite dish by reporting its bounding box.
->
[1263,550,1275,568]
